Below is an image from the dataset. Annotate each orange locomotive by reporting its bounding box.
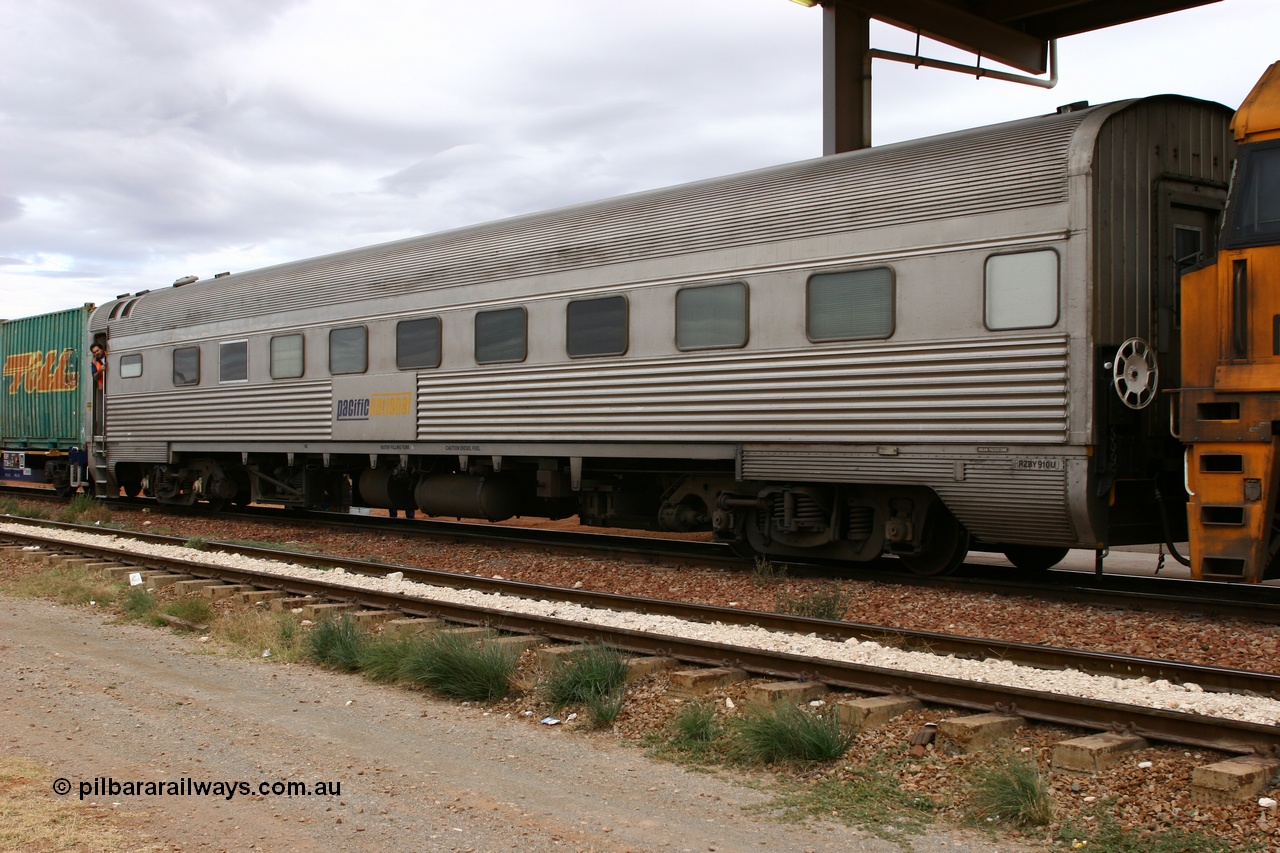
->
[1180,62,1280,582]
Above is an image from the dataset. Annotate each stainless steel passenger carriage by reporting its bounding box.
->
[88,93,1234,573]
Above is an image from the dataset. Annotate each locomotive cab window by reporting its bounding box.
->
[807,267,894,341]
[567,295,628,358]
[475,307,527,364]
[271,333,304,379]
[172,346,199,386]
[984,250,1060,330]
[1226,139,1280,246]
[677,282,747,350]
[118,353,142,379]
[397,317,442,369]
[219,340,248,383]
[329,326,368,375]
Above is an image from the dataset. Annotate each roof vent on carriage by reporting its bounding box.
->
[172,275,199,287]
[1056,101,1089,114]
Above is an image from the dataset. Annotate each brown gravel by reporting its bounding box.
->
[6,500,1280,849]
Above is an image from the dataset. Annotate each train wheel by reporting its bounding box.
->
[1001,545,1069,572]
[205,497,229,513]
[899,505,969,576]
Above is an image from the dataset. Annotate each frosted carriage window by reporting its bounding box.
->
[567,295,628,358]
[118,354,142,378]
[984,250,1060,330]
[329,326,367,375]
[807,267,894,341]
[270,333,304,379]
[397,317,442,369]
[172,346,199,386]
[219,340,248,383]
[676,282,747,350]
[475,307,527,364]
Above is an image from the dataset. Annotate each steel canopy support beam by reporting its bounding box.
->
[823,5,871,155]
[837,0,1049,74]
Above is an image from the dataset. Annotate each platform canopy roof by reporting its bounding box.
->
[817,0,1224,151]
[831,0,1222,75]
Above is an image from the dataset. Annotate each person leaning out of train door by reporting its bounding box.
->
[90,343,106,390]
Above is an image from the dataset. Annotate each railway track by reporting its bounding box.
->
[7,487,1280,623]
[5,518,1279,756]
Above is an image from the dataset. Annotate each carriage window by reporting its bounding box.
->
[329,326,367,374]
[807,267,894,341]
[118,353,143,378]
[567,296,628,358]
[985,250,1059,330]
[397,317,442,369]
[677,282,747,350]
[172,346,200,386]
[219,340,248,382]
[475,307,526,364]
[271,333,304,379]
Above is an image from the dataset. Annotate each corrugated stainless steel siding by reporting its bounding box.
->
[105,442,169,464]
[740,451,1073,542]
[416,334,1068,445]
[0,306,91,447]
[106,380,331,442]
[1091,98,1234,349]
[107,110,1088,335]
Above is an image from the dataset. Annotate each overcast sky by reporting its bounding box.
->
[2,0,1276,320]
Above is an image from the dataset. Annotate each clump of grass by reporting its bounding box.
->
[730,701,854,765]
[5,564,118,607]
[401,630,518,701]
[752,757,935,843]
[671,702,722,746]
[1057,801,1249,853]
[184,536,210,551]
[357,633,419,683]
[121,587,167,626]
[969,754,1053,828]
[0,496,19,515]
[775,586,852,621]
[306,616,368,671]
[56,493,112,525]
[751,556,788,586]
[163,597,213,627]
[584,693,626,728]
[215,610,306,661]
[543,643,630,709]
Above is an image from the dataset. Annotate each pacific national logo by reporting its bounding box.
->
[4,349,79,394]
[335,392,412,422]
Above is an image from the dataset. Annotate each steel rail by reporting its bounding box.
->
[5,519,1280,699]
[8,494,1280,623]
[4,525,1279,755]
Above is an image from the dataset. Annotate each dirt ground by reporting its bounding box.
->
[0,594,1042,853]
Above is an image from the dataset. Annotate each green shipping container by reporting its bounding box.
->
[1,305,92,452]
